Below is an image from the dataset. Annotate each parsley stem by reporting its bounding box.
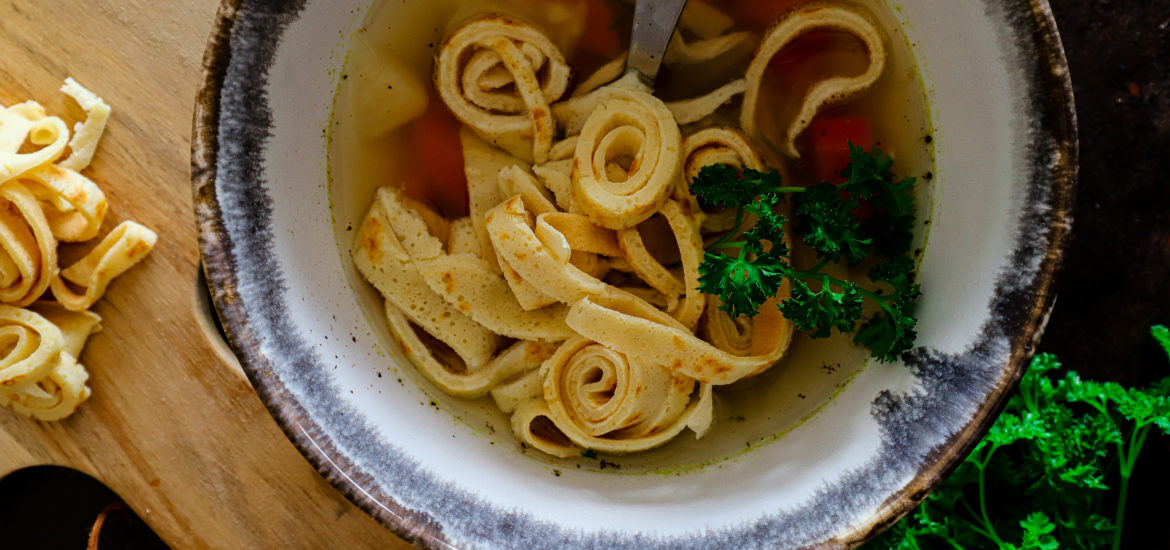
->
[1112,423,1150,550]
[974,461,1004,545]
[707,207,746,251]
[792,269,892,306]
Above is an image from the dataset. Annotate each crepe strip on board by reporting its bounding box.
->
[0,181,59,307]
[0,305,66,393]
[740,4,886,158]
[436,15,571,164]
[0,80,154,422]
[57,77,112,172]
[51,221,157,311]
[0,102,69,181]
[20,164,108,242]
[0,303,101,421]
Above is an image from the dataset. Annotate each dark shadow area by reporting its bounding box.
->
[1043,1,1170,547]
[0,466,169,549]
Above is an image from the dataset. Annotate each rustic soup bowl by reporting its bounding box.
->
[193,0,1076,547]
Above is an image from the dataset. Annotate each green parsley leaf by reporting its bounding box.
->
[688,154,922,362]
[780,278,863,338]
[796,182,871,263]
[1019,512,1059,550]
[742,194,789,258]
[690,164,784,209]
[697,250,787,319]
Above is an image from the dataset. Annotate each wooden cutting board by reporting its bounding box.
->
[0,1,411,547]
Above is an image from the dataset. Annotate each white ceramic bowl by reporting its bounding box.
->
[193,1,1076,547]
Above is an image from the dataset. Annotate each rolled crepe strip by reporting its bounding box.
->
[665,79,748,126]
[378,186,570,336]
[566,294,794,385]
[616,200,705,330]
[20,163,109,242]
[416,253,574,342]
[701,296,755,356]
[50,221,156,311]
[0,103,38,152]
[497,165,557,216]
[0,305,65,393]
[510,398,582,458]
[0,352,90,421]
[399,193,452,248]
[539,212,622,258]
[436,15,571,163]
[373,187,445,262]
[490,367,544,414]
[485,195,686,331]
[28,301,102,358]
[353,192,500,368]
[461,128,518,268]
[569,85,683,230]
[532,160,574,212]
[0,103,69,182]
[0,181,59,307]
[497,254,559,311]
[0,303,99,421]
[446,217,481,257]
[533,137,578,211]
[571,56,625,98]
[665,31,756,66]
[568,250,608,280]
[57,78,111,172]
[662,201,706,330]
[740,4,886,159]
[618,284,673,310]
[681,127,765,233]
[487,195,608,303]
[541,337,709,453]
[384,300,556,398]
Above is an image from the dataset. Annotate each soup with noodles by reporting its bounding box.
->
[331,0,933,461]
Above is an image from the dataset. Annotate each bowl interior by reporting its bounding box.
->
[197,0,1074,546]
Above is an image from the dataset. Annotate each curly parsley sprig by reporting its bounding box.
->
[870,325,1170,550]
[690,144,920,361]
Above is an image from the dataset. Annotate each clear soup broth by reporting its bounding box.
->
[331,0,934,469]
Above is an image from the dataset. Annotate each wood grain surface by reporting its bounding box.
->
[0,1,410,548]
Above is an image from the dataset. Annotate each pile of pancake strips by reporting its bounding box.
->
[0,79,156,421]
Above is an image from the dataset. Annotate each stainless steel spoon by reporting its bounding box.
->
[625,0,689,87]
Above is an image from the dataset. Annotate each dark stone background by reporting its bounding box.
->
[1042,0,1170,545]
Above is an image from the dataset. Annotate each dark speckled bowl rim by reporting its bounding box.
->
[192,0,1077,547]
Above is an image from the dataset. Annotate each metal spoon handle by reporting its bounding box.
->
[626,0,689,86]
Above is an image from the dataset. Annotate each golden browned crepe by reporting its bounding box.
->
[741,4,886,158]
[436,15,571,164]
[0,80,157,421]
